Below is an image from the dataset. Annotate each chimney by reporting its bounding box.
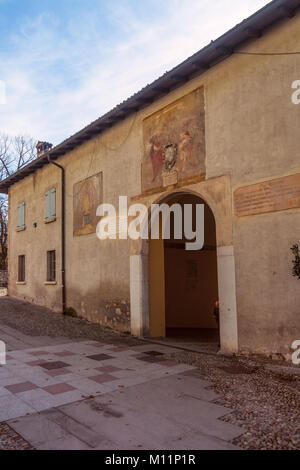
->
[36,141,53,158]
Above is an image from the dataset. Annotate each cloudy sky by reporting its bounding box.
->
[0,0,269,145]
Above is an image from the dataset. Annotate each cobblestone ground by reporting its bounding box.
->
[0,423,33,450]
[0,296,299,450]
[0,296,141,346]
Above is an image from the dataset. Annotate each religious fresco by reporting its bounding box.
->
[142,87,205,191]
[73,172,103,236]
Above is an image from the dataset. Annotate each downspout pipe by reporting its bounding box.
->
[47,154,66,314]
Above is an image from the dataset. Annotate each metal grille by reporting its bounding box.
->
[47,251,56,282]
[18,255,25,282]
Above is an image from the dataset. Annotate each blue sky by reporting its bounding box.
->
[0,0,269,145]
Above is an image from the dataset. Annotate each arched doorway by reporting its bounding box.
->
[130,176,239,354]
[148,192,220,347]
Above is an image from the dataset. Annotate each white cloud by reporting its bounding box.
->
[0,0,269,144]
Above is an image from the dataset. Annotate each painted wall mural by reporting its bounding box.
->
[142,87,205,191]
[73,172,103,236]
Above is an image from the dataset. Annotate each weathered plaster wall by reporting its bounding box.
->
[203,15,300,358]
[8,13,300,355]
[234,210,300,358]
[53,120,141,331]
[8,164,62,311]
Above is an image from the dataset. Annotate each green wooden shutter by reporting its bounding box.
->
[17,202,25,228]
[46,190,51,220]
[50,188,56,219]
[17,204,22,228]
[46,189,56,220]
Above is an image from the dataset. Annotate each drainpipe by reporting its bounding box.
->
[47,155,66,314]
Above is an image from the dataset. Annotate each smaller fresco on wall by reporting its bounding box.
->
[73,172,103,236]
[142,87,205,192]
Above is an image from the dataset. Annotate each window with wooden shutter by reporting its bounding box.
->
[46,188,56,221]
[17,202,25,229]
[47,251,56,282]
[18,255,25,282]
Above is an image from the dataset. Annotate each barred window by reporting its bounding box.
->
[47,251,56,282]
[18,255,25,282]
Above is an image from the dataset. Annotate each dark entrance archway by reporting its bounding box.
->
[149,192,220,348]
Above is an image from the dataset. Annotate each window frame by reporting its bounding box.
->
[18,255,25,282]
[47,250,56,282]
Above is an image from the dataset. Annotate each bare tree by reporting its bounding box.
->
[0,134,37,269]
[0,133,36,179]
[0,134,9,181]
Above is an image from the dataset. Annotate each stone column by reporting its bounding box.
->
[130,254,149,337]
[217,245,239,354]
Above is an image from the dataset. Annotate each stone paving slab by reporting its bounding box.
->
[0,394,35,422]
[1,324,244,450]
[0,339,195,422]
[8,374,242,450]
[0,325,78,350]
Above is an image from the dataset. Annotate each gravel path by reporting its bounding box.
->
[0,423,33,450]
[166,351,300,450]
[0,295,299,450]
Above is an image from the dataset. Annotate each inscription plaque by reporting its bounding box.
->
[234,173,300,217]
[163,170,178,187]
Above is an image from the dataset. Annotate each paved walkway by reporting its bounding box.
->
[0,324,243,450]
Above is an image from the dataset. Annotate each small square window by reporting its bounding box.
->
[18,255,25,282]
[47,251,56,282]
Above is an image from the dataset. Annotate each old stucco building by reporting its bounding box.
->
[1,0,300,360]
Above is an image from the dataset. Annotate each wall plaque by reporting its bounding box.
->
[234,173,300,217]
[163,170,178,187]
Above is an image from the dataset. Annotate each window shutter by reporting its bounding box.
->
[46,191,51,220]
[46,189,56,220]
[17,202,25,228]
[47,251,56,282]
[50,188,56,219]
